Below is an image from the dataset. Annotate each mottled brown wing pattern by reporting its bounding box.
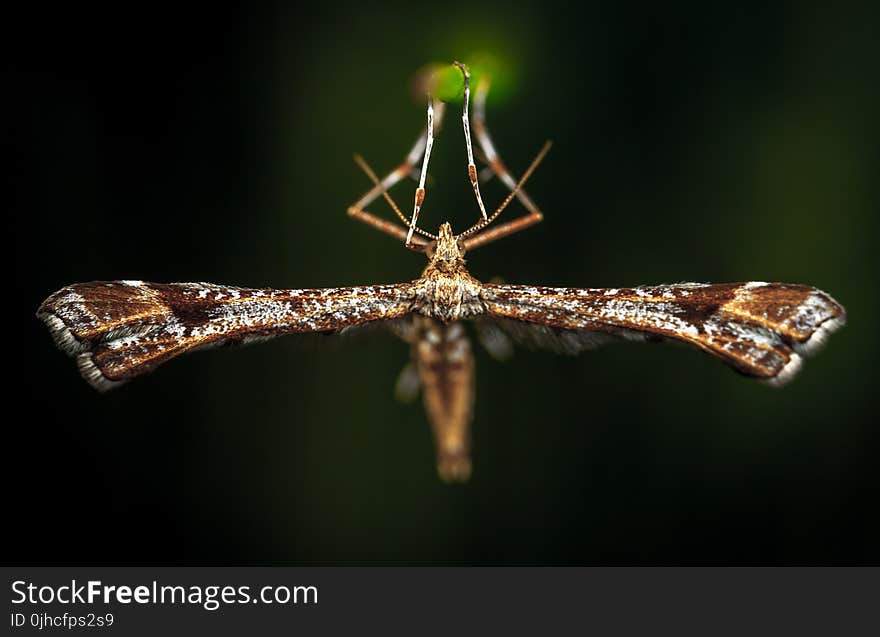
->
[38,280,415,391]
[480,282,846,386]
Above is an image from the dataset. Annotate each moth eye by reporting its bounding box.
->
[456,239,467,257]
[425,241,437,258]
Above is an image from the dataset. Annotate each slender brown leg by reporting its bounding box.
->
[461,212,544,250]
[346,205,428,249]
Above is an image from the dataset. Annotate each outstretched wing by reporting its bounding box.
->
[479,282,845,386]
[38,280,414,390]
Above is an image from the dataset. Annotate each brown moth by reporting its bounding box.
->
[37,63,845,482]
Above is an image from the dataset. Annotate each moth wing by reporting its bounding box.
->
[38,281,414,390]
[479,282,845,385]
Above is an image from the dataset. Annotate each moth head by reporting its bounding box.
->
[425,222,466,263]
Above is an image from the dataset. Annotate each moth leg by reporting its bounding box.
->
[394,361,421,403]
[460,211,545,250]
[349,99,446,249]
[349,99,446,213]
[388,317,420,402]
[346,205,428,249]
[453,61,489,222]
[455,76,547,250]
[406,95,438,246]
[348,153,431,250]
[472,76,541,216]
[460,141,551,250]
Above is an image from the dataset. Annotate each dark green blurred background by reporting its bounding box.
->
[10,2,879,563]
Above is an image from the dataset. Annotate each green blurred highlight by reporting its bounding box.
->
[413,53,518,104]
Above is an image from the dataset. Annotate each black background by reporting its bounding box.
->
[9,2,879,563]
